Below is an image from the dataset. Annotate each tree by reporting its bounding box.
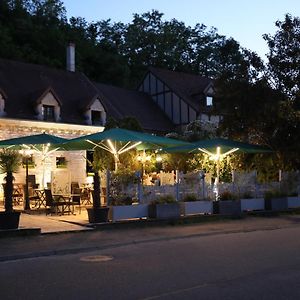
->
[0,149,21,212]
[264,14,300,101]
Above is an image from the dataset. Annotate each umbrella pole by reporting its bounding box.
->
[24,157,30,210]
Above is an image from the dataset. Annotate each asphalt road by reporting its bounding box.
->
[1,225,300,299]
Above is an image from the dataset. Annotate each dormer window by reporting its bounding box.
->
[42,105,55,121]
[91,110,103,125]
[35,89,61,122]
[84,98,106,126]
[206,96,213,106]
[0,90,7,117]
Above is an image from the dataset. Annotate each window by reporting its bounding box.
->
[91,110,103,125]
[42,105,55,121]
[56,157,67,168]
[206,96,213,106]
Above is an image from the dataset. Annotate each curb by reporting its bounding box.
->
[0,223,299,263]
[0,227,41,239]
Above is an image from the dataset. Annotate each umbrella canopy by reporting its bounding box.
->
[63,128,188,170]
[164,138,271,155]
[0,133,69,199]
[63,128,187,150]
[0,133,68,151]
[164,138,271,199]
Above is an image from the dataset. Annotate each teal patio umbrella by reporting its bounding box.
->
[0,133,69,209]
[165,138,271,198]
[63,128,189,171]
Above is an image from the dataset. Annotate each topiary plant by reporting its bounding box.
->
[0,149,21,212]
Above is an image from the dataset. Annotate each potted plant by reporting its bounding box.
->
[240,191,265,212]
[213,190,241,216]
[108,195,149,222]
[287,192,300,209]
[149,194,180,219]
[264,190,288,211]
[180,194,212,216]
[86,149,110,223]
[0,149,22,229]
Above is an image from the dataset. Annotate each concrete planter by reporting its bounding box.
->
[265,197,288,211]
[213,200,241,216]
[108,204,149,222]
[241,198,265,211]
[87,207,109,223]
[0,211,21,230]
[287,196,300,208]
[181,201,212,216]
[149,203,181,220]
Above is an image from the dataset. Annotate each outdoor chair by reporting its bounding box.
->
[71,187,81,214]
[44,189,72,215]
[28,175,39,189]
[80,188,92,205]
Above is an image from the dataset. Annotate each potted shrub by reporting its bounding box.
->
[213,190,241,216]
[240,191,265,212]
[287,192,300,209]
[180,194,212,216]
[149,194,180,219]
[86,149,109,223]
[264,190,288,211]
[0,149,22,229]
[108,195,149,222]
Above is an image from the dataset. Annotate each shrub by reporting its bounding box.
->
[182,194,198,202]
[219,190,236,201]
[264,190,287,200]
[241,191,254,199]
[110,196,133,206]
[152,194,176,205]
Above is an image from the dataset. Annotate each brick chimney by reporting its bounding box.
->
[66,43,75,72]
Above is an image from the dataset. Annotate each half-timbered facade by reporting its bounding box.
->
[138,67,222,128]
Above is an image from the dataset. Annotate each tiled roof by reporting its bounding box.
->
[0,58,98,124]
[149,67,213,111]
[0,58,174,132]
[94,82,174,133]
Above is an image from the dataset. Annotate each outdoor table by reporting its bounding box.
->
[53,194,75,215]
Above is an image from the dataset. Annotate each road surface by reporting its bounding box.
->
[1,224,300,299]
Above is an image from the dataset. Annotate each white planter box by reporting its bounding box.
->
[181,201,212,215]
[241,198,265,211]
[288,196,300,208]
[109,204,149,222]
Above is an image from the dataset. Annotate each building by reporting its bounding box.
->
[138,67,221,130]
[0,44,220,190]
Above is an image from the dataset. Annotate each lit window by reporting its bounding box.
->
[206,96,213,106]
[56,157,67,168]
[42,105,55,121]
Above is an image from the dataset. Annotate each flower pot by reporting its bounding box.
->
[265,197,288,211]
[241,198,265,211]
[181,201,213,216]
[287,196,300,208]
[109,204,149,222]
[87,207,109,223]
[213,200,241,216]
[149,203,180,220]
[0,211,21,230]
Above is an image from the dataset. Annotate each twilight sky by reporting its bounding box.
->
[62,0,300,59]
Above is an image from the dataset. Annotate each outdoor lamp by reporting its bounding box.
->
[156,155,162,162]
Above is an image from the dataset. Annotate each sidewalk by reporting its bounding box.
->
[2,213,300,262]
